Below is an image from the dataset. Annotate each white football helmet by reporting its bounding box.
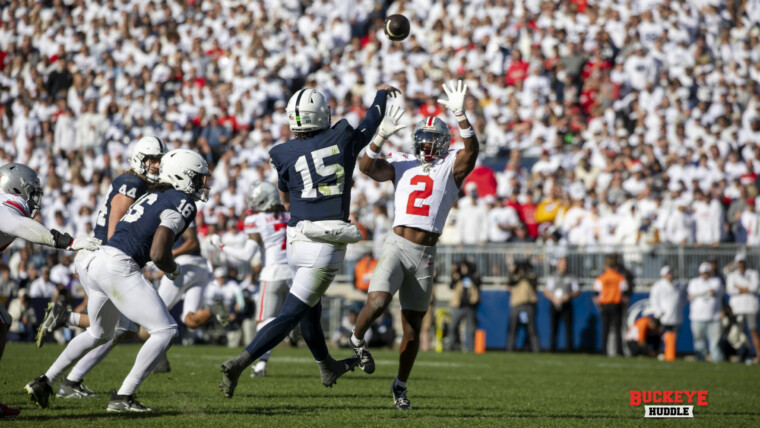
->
[246,181,281,212]
[159,149,211,202]
[130,136,167,182]
[413,117,452,163]
[0,163,43,217]
[286,88,331,133]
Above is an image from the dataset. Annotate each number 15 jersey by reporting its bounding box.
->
[389,150,461,234]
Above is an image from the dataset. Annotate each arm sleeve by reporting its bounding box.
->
[749,272,760,293]
[0,208,57,247]
[726,274,737,295]
[159,209,187,235]
[234,286,246,310]
[220,239,260,262]
[351,90,387,157]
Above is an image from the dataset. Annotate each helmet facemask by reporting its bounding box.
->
[26,185,43,218]
[188,170,211,202]
[414,131,448,163]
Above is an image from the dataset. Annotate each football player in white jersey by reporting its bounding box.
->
[211,181,291,377]
[0,163,100,416]
[351,80,478,410]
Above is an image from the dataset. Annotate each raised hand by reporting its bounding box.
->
[437,80,468,118]
[377,104,407,140]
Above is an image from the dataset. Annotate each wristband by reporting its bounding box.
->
[367,147,381,159]
[459,126,475,138]
[454,111,467,122]
[371,134,387,150]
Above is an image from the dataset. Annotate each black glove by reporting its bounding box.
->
[51,229,75,249]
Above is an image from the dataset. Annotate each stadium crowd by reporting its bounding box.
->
[1,0,760,358]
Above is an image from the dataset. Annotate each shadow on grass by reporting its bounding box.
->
[12,410,184,422]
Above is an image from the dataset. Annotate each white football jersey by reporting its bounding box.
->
[244,211,291,281]
[389,150,461,234]
[0,194,31,252]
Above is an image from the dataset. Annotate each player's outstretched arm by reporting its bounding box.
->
[350,85,401,157]
[439,80,479,187]
[359,104,406,182]
[0,206,99,251]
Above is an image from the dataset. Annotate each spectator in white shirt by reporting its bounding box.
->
[692,190,723,246]
[486,196,520,243]
[726,254,760,362]
[457,183,488,245]
[688,262,724,362]
[28,267,57,299]
[665,201,694,245]
[649,266,686,333]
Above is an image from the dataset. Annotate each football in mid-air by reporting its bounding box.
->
[385,14,410,41]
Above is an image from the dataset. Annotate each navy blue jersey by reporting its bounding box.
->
[94,172,148,244]
[269,90,387,226]
[107,188,198,268]
[173,222,201,256]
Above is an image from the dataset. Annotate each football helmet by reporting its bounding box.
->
[413,117,451,163]
[246,181,281,212]
[130,136,167,182]
[286,88,331,133]
[159,149,211,202]
[0,163,43,217]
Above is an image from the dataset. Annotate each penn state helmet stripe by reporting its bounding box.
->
[294,89,307,127]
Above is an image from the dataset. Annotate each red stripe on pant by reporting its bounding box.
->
[258,281,267,322]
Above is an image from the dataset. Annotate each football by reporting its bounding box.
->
[384,14,410,41]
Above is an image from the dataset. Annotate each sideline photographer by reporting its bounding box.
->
[507,258,539,352]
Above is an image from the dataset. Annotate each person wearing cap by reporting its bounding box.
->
[688,262,724,362]
[650,266,686,357]
[726,254,760,362]
[593,256,628,357]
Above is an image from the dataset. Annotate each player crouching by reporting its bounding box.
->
[351,80,478,410]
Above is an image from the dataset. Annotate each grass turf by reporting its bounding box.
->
[1,343,759,426]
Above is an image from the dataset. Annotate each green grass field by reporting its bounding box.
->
[1,343,759,426]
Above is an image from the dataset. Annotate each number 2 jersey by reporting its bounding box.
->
[106,188,197,268]
[388,150,461,234]
[243,211,291,281]
[94,172,148,244]
[269,90,387,227]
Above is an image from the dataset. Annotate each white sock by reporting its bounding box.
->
[68,312,80,327]
[68,339,117,382]
[350,332,364,347]
[394,377,407,389]
[254,360,268,371]
[45,331,100,384]
[117,328,175,396]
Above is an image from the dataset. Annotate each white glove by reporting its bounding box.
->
[69,236,101,252]
[437,80,468,118]
[210,234,224,249]
[165,264,182,281]
[373,104,407,149]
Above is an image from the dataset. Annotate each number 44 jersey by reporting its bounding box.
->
[94,172,148,244]
[106,188,197,268]
[389,150,461,234]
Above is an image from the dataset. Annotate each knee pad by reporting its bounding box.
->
[86,328,114,346]
[148,324,178,339]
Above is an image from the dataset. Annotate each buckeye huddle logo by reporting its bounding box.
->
[630,390,709,418]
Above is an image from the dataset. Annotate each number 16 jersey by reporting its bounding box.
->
[389,150,461,234]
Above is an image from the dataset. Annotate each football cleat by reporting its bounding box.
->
[57,379,97,398]
[24,375,54,408]
[318,355,359,388]
[353,341,375,374]
[151,354,171,374]
[220,358,247,398]
[36,301,69,348]
[391,382,412,410]
[107,390,153,412]
[210,298,230,327]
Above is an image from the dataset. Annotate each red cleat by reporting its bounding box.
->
[0,402,20,417]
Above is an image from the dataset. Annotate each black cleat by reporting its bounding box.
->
[107,390,153,412]
[57,379,97,398]
[24,375,54,408]
[220,358,247,398]
[318,355,359,387]
[391,382,412,410]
